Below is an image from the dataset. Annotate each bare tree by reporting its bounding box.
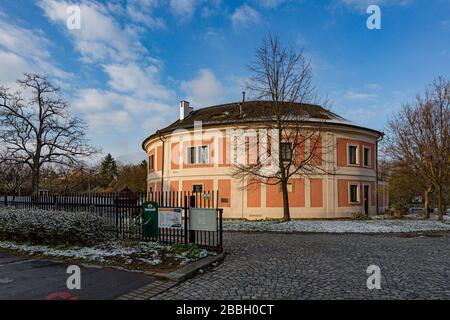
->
[385,77,450,221]
[232,35,331,221]
[0,160,30,195]
[0,74,99,195]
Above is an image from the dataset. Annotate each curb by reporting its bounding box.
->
[155,253,226,282]
[115,253,226,300]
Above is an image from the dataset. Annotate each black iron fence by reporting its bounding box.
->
[0,191,223,252]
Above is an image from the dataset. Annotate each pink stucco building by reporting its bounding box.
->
[142,100,388,219]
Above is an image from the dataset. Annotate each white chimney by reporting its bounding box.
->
[179,100,193,121]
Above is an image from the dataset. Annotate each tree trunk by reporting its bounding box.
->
[423,186,432,218]
[281,180,290,221]
[437,184,444,221]
[31,167,40,196]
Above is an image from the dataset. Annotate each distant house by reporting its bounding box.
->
[142,100,388,219]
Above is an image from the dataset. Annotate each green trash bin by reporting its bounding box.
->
[142,201,158,238]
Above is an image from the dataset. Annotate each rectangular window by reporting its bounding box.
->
[281,142,293,161]
[348,145,358,165]
[187,147,196,164]
[198,145,209,164]
[187,145,209,164]
[350,184,359,203]
[278,183,293,193]
[363,146,370,167]
[192,184,203,193]
[148,154,154,170]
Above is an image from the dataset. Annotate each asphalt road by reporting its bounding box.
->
[0,252,155,300]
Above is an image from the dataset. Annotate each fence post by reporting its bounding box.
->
[4,195,7,207]
[184,195,188,244]
[189,195,196,244]
[115,194,119,239]
[219,208,223,252]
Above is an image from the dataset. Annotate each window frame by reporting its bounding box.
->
[363,145,371,167]
[278,183,293,193]
[198,145,209,164]
[280,142,293,162]
[148,154,155,171]
[349,183,360,204]
[347,144,359,166]
[186,145,209,165]
[187,146,196,164]
[192,184,203,193]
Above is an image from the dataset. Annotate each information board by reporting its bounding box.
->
[159,208,183,228]
[189,208,217,232]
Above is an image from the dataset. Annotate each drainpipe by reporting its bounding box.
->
[376,133,384,215]
[158,130,166,193]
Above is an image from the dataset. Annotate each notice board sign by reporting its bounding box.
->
[189,208,217,232]
[159,208,182,228]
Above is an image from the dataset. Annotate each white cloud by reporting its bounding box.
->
[170,0,197,19]
[72,89,118,112]
[364,83,382,90]
[127,0,166,29]
[86,110,133,133]
[345,90,378,100]
[181,68,224,106]
[0,51,32,87]
[38,0,147,63]
[72,88,174,133]
[344,107,377,120]
[38,0,172,102]
[231,5,261,29]
[38,0,176,139]
[259,0,287,8]
[0,21,50,59]
[336,0,412,11]
[103,63,174,100]
[0,20,72,87]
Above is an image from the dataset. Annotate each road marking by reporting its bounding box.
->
[0,259,37,266]
[0,277,14,284]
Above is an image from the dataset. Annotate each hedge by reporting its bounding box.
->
[0,208,114,246]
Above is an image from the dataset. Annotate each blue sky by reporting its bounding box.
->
[1,0,449,163]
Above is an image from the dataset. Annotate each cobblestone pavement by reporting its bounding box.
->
[153,232,450,300]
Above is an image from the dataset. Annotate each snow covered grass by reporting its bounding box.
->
[0,240,213,271]
[0,208,113,246]
[223,216,450,234]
